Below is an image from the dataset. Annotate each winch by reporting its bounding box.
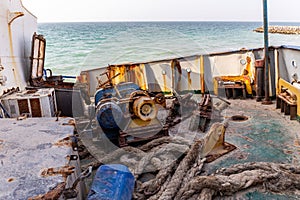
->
[94,76,167,147]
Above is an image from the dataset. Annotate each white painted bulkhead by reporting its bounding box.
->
[278,48,300,83]
[0,0,37,95]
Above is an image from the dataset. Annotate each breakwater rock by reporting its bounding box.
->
[254,26,300,34]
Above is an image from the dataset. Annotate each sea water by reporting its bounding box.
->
[38,21,300,76]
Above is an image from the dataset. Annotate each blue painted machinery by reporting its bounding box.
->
[95,79,168,147]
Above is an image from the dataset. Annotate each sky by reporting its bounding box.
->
[21,0,300,23]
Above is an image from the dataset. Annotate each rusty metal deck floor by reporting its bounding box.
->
[0,117,83,200]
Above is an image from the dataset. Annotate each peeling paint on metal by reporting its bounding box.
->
[41,166,75,178]
[54,136,73,147]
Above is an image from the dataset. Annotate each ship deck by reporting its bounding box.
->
[80,97,300,199]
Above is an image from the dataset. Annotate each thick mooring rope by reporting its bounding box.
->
[134,142,189,178]
[158,140,202,200]
[174,157,206,200]
[178,162,300,200]
[142,160,178,196]
[138,136,192,152]
[131,136,300,200]
[147,176,172,200]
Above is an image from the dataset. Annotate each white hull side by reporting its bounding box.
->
[0,0,37,95]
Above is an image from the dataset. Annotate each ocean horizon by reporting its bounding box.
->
[38,21,300,76]
[38,20,300,23]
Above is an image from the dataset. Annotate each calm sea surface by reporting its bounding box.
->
[38,21,300,76]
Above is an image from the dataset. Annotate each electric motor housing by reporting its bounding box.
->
[95,82,141,131]
[96,101,123,130]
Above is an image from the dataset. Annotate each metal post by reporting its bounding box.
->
[262,0,272,104]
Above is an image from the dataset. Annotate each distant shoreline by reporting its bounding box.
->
[254,26,300,34]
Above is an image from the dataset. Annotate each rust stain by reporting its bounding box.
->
[109,65,126,85]
[187,72,192,91]
[7,178,14,182]
[28,182,66,200]
[62,119,75,126]
[54,136,72,147]
[8,25,21,87]
[163,74,167,92]
[134,65,147,90]
[139,64,147,90]
[200,55,205,95]
[284,149,294,155]
[294,139,300,147]
[41,166,75,178]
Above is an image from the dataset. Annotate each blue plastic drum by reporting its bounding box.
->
[87,164,135,200]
